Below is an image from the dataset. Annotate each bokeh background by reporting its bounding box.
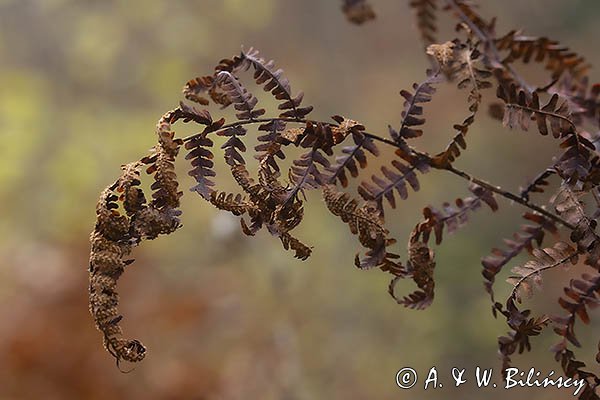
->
[0,0,599,399]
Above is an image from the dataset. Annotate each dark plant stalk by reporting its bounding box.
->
[181,116,575,229]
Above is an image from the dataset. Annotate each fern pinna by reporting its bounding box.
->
[89,1,600,395]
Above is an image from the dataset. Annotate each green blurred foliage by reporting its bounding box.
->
[0,1,599,399]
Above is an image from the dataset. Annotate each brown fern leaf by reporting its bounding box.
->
[258,158,287,203]
[427,41,456,68]
[183,73,235,108]
[230,163,260,200]
[550,347,600,399]
[285,147,330,205]
[497,299,550,376]
[145,111,184,211]
[409,0,438,47]
[281,126,305,146]
[389,71,443,141]
[430,115,472,168]
[216,71,266,120]
[414,184,498,245]
[279,232,312,261]
[444,0,494,37]
[229,160,307,255]
[116,162,146,216]
[330,115,365,145]
[219,125,247,166]
[507,241,577,303]
[557,77,600,128]
[297,122,337,155]
[322,185,398,270]
[240,48,313,120]
[451,40,492,114]
[341,0,376,25]
[496,30,590,82]
[391,230,436,310]
[556,133,594,184]
[358,160,423,212]
[552,274,600,400]
[177,101,216,126]
[90,180,146,366]
[520,167,556,201]
[230,164,265,237]
[255,120,287,172]
[326,120,378,187]
[553,272,600,348]
[90,155,184,366]
[482,213,557,303]
[209,191,252,216]
[498,84,595,182]
[554,185,600,264]
[186,134,216,201]
[182,76,213,106]
[498,85,575,137]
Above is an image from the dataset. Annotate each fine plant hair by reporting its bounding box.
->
[89,0,600,395]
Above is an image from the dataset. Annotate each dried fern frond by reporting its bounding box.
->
[186,133,216,201]
[443,0,494,37]
[496,30,590,83]
[255,120,287,172]
[390,70,443,141]
[519,167,556,201]
[322,185,397,270]
[553,272,600,348]
[279,231,312,261]
[497,299,550,375]
[209,191,252,216]
[341,0,376,25]
[88,3,600,384]
[554,185,600,262]
[182,75,212,106]
[286,147,329,204]
[497,85,575,137]
[90,171,145,365]
[240,48,313,120]
[414,184,498,245]
[557,77,600,128]
[216,71,266,120]
[390,230,436,310]
[410,0,438,47]
[359,159,424,212]
[507,241,577,303]
[482,212,557,303]
[550,347,600,399]
[556,133,595,185]
[326,118,379,187]
[90,109,191,365]
[450,39,492,114]
[430,114,472,168]
[219,125,247,166]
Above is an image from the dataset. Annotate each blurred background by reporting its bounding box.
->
[0,0,599,399]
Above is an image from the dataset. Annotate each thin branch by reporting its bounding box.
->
[179,116,575,230]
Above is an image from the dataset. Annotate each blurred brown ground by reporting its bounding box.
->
[0,1,599,399]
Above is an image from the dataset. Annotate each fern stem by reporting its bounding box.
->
[179,116,575,230]
[443,164,575,230]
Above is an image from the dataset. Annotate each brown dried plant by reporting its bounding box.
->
[89,1,600,395]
